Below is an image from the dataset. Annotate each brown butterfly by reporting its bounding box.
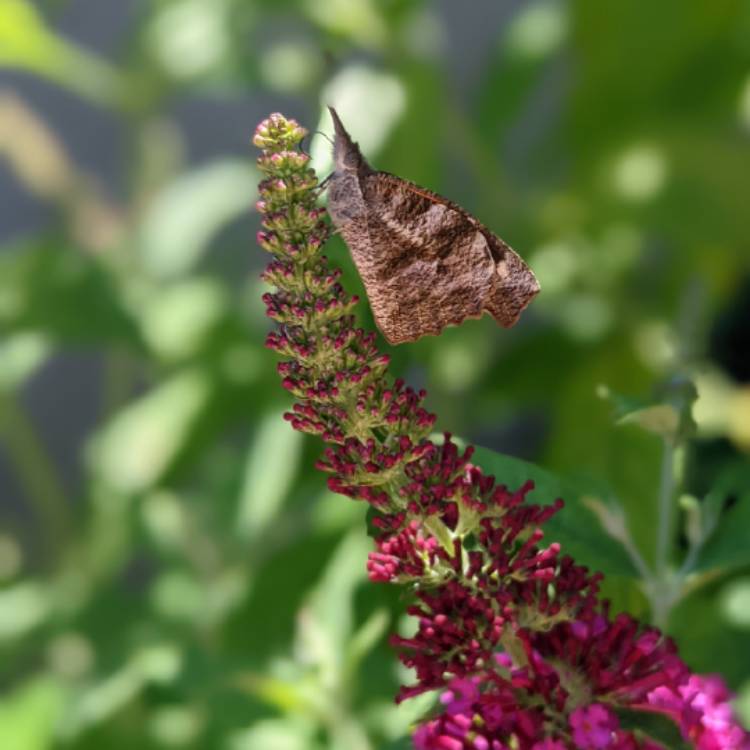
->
[325,107,540,345]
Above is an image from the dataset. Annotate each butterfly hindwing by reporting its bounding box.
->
[483,232,540,328]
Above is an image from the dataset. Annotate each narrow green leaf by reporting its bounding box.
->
[300,531,370,677]
[237,409,304,540]
[346,608,389,675]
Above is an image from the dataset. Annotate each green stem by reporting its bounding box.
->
[655,438,676,579]
[649,281,703,624]
[0,393,70,563]
[651,437,689,626]
[648,437,678,629]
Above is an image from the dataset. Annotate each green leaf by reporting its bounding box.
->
[87,368,212,494]
[226,719,320,750]
[345,608,389,676]
[0,0,121,105]
[0,1,54,68]
[618,403,681,438]
[599,381,696,442]
[0,333,51,392]
[303,0,388,49]
[668,584,750,684]
[470,443,637,576]
[136,160,259,280]
[144,0,233,82]
[0,677,64,750]
[0,582,50,640]
[615,707,691,750]
[138,277,229,361]
[302,530,370,670]
[236,409,304,541]
[370,692,437,747]
[381,739,413,750]
[0,242,140,345]
[59,644,181,739]
[692,463,750,573]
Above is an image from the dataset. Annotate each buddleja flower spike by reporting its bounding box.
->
[253,112,749,750]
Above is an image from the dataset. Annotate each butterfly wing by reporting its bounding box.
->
[359,172,539,342]
[351,172,498,344]
[326,108,538,344]
[483,232,540,328]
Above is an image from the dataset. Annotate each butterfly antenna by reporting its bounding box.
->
[313,130,334,146]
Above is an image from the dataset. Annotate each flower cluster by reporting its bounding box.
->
[252,113,749,749]
[649,675,750,750]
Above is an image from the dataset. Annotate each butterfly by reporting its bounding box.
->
[325,107,540,345]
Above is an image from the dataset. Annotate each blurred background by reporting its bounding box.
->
[1,1,749,748]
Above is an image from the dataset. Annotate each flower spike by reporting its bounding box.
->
[253,113,749,750]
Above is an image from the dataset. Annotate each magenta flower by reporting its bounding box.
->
[648,675,750,750]
[569,704,618,748]
[532,740,567,750]
[253,112,749,750]
[439,677,484,718]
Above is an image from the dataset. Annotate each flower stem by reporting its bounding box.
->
[655,437,676,580]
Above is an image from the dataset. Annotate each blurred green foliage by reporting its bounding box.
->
[1,0,749,748]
